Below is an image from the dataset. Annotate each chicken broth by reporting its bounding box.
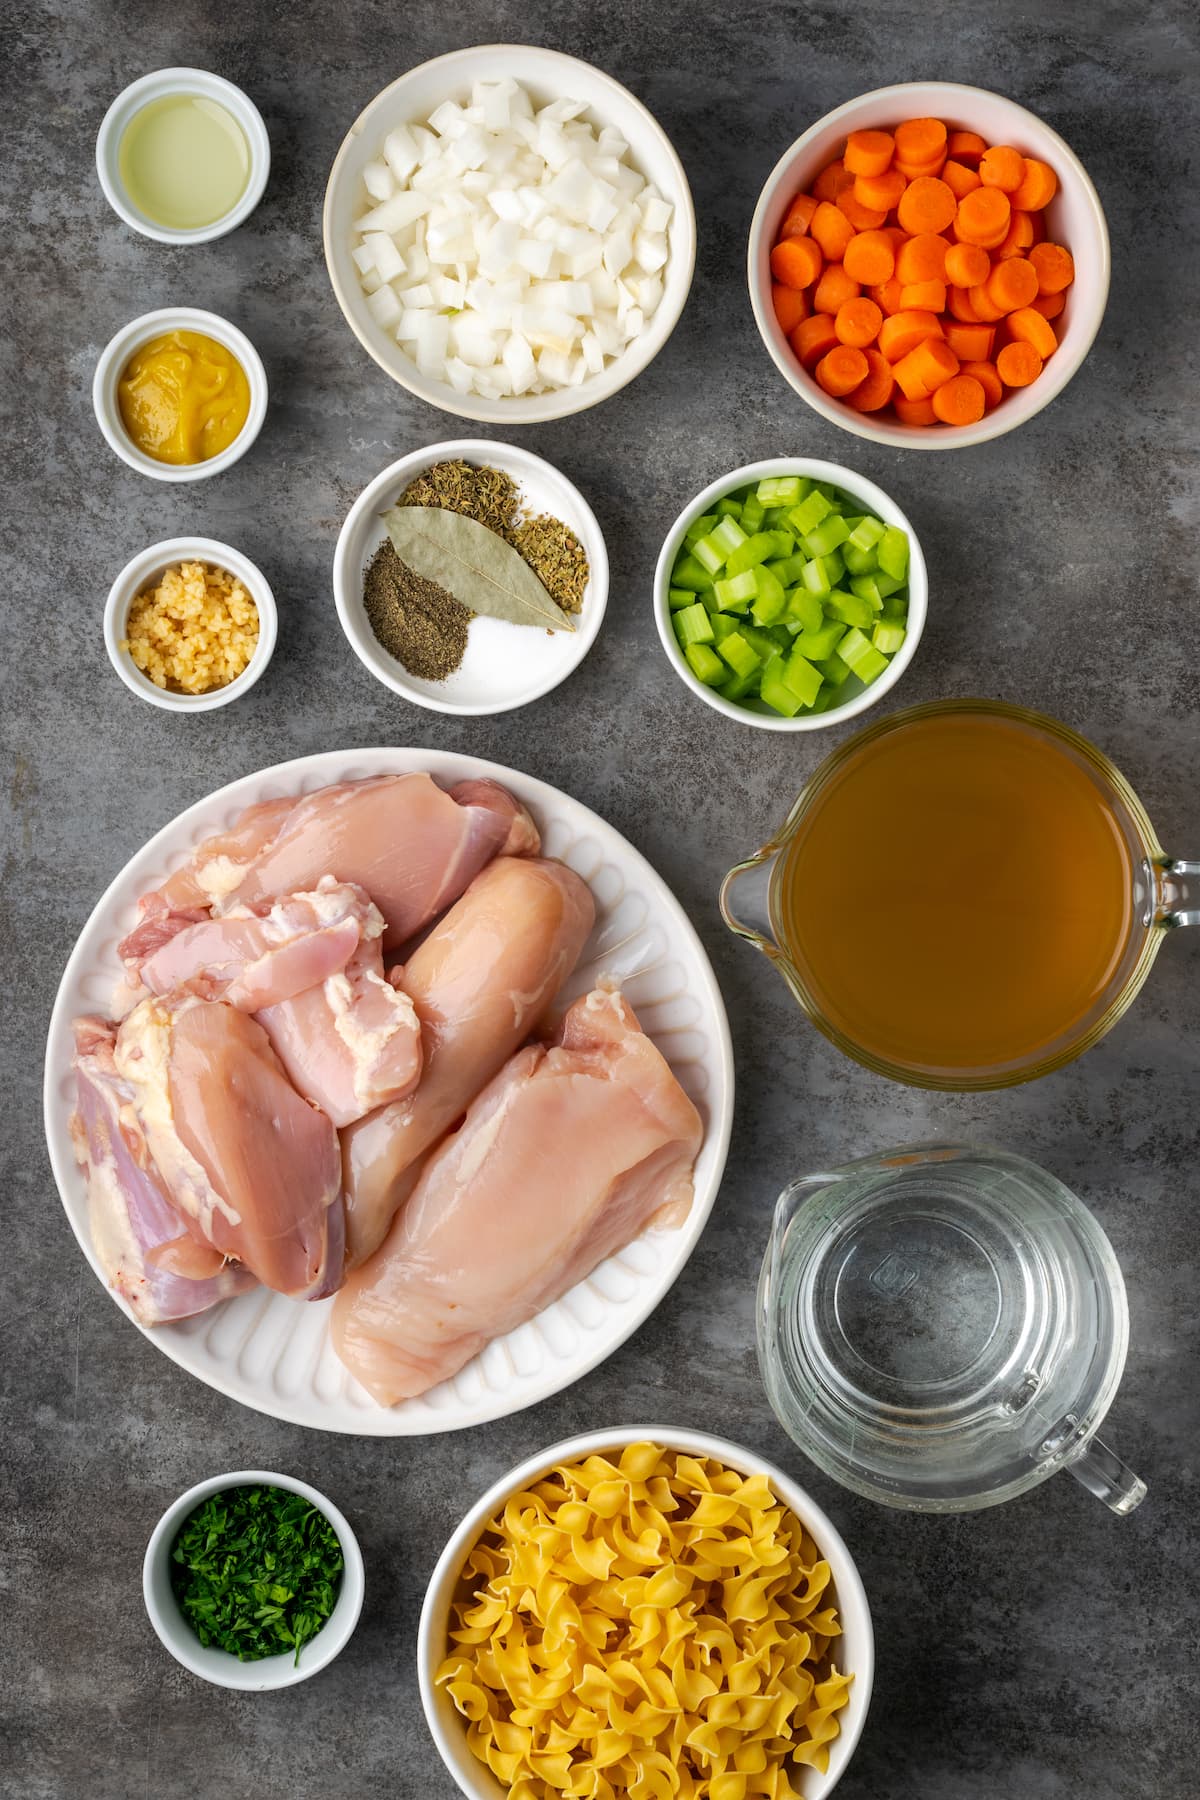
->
[773,711,1137,1077]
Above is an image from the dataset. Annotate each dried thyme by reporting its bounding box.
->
[507,514,589,614]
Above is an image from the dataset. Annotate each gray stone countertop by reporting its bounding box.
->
[4,1,1198,1795]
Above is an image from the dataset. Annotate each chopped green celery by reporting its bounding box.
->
[848,514,887,553]
[672,553,713,592]
[800,556,832,598]
[759,653,805,717]
[751,562,786,614]
[839,626,889,682]
[756,475,805,506]
[719,667,762,701]
[849,574,886,609]
[668,586,695,610]
[765,529,795,558]
[714,568,759,609]
[709,612,740,643]
[716,496,743,517]
[752,589,788,626]
[824,589,875,629]
[768,623,795,650]
[691,534,725,575]
[738,621,783,662]
[724,531,777,576]
[877,527,909,581]
[760,507,795,530]
[674,602,715,647]
[788,490,831,535]
[873,620,907,655]
[881,594,908,621]
[739,492,766,532]
[803,515,851,558]
[795,619,847,661]
[813,480,839,502]
[684,642,725,685]
[683,512,719,547]
[783,650,823,707]
[823,549,846,585]
[717,631,762,679]
[873,571,904,599]
[817,652,853,688]
[785,587,824,632]
[765,554,805,587]
[711,515,748,555]
[841,541,878,577]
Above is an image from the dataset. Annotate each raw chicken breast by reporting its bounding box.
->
[331,987,703,1405]
[341,856,595,1267]
[134,882,423,1126]
[70,1017,256,1325]
[120,774,539,966]
[114,995,345,1299]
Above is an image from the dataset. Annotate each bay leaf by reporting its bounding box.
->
[381,505,575,633]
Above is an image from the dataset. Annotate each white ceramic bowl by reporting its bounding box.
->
[143,1469,364,1690]
[748,81,1110,450]
[93,306,269,482]
[419,1427,874,1800]
[333,439,608,714]
[96,67,270,244]
[654,458,927,731]
[104,535,278,712]
[323,45,696,423]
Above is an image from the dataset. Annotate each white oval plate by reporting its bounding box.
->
[44,749,734,1435]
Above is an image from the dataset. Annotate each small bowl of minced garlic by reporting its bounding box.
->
[104,536,277,712]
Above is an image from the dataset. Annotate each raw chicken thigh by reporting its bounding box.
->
[341,855,596,1266]
[331,988,703,1405]
[114,995,344,1299]
[70,1017,256,1325]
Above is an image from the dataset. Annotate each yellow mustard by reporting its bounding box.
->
[117,330,251,464]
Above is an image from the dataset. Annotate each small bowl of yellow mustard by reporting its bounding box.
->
[92,306,268,483]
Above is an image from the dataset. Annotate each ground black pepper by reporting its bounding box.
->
[362,540,471,681]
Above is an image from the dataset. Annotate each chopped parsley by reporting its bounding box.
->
[170,1484,344,1665]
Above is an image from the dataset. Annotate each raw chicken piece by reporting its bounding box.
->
[114,995,345,1299]
[134,882,423,1126]
[331,988,703,1405]
[70,1017,256,1325]
[119,774,539,966]
[341,855,595,1267]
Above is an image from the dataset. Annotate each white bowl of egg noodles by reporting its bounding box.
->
[418,1427,873,1800]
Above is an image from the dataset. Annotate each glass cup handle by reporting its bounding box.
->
[1159,859,1200,928]
[1065,1433,1147,1515]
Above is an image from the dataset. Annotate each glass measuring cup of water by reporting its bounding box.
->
[758,1143,1145,1515]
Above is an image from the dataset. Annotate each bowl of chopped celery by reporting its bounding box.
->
[654,460,926,730]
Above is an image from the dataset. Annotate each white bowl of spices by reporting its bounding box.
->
[104,536,278,712]
[332,439,609,715]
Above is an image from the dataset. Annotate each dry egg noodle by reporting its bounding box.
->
[436,1442,853,1800]
[123,561,259,694]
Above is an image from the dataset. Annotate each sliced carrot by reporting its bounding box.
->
[899,278,947,313]
[932,373,986,424]
[944,320,995,361]
[810,199,856,261]
[844,128,895,177]
[869,276,906,316]
[896,232,949,284]
[1029,242,1075,294]
[1032,289,1065,320]
[836,188,889,231]
[1010,157,1058,211]
[815,343,870,396]
[773,282,810,335]
[941,158,982,199]
[878,308,944,362]
[960,359,1003,408]
[995,210,1036,259]
[953,185,1011,247]
[1006,305,1059,358]
[966,282,1006,322]
[894,117,948,167]
[892,336,959,400]
[779,192,819,238]
[896,175,957,235]
[790,312,839,370]
[1027,209,1047,244]
[835,295,883,348]
[813,261,861,315]
[947,129,986,165]
[843,228,895,285]
[944,241,990,288]
[770,237,823,289]
[854,167,907,212]
[884,224,910,251]
[893,393,939,425]
[985,256,1039,312]
[996,340,1043,387]
[947,284,981,322]
[896,154,946,180]
[812,158,853,202]
[846,346,896,412]
[979,145,1026,193]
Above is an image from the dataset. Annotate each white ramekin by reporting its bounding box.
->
[96,67,270,244]
[104,535,278,713]
[748,81,1110,450]
[143,1469,364,1690]
[418,1426,874,1800]
[654,457,928,732]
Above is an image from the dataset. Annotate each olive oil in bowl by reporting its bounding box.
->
[119,93,250,230]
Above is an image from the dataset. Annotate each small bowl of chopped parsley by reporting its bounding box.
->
[143,1470,364,1688]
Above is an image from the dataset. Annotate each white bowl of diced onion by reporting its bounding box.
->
[323,46,696,423]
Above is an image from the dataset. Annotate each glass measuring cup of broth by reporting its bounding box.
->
[721,699,1199,1090]
[757,1144,1146,1515]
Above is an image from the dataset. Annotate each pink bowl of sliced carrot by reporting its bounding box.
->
[748,82,1110,449]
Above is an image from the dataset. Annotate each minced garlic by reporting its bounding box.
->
[123,561,259,694]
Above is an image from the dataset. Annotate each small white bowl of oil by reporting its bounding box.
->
[96,68,270,244]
